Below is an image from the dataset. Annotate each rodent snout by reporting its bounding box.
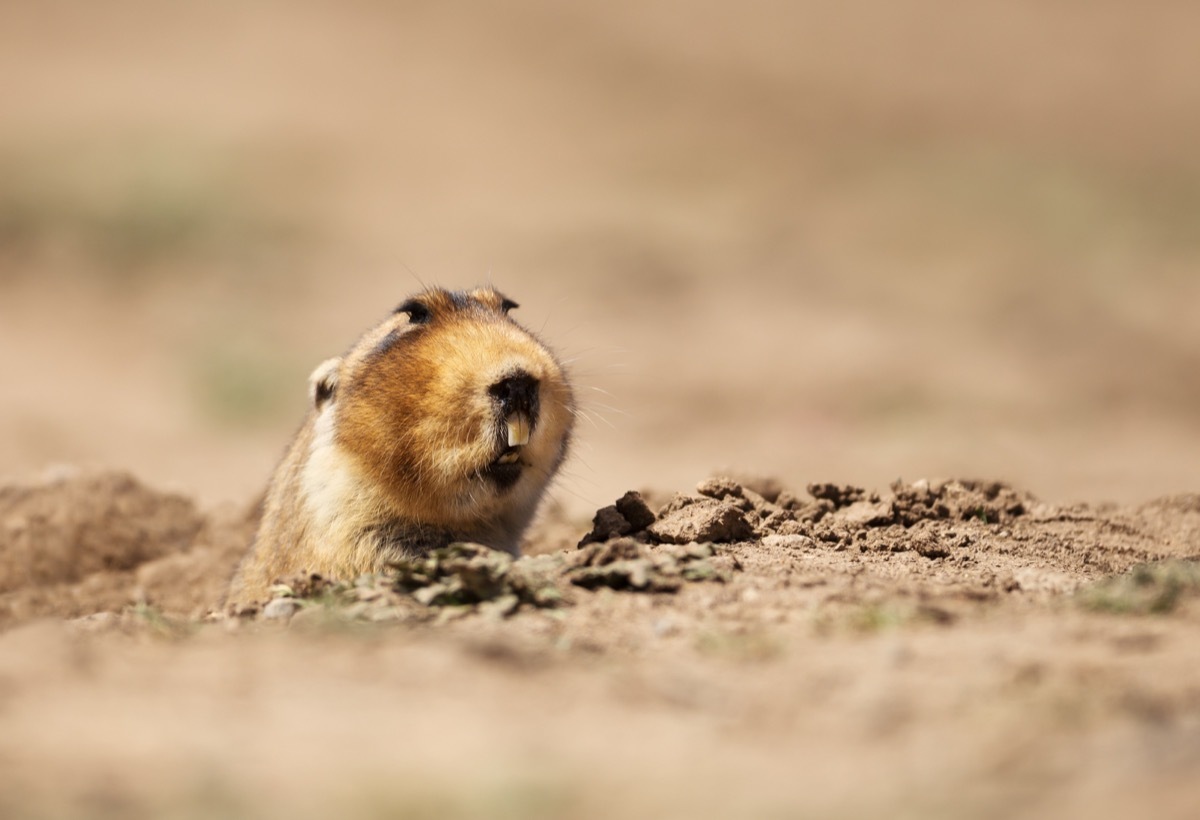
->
[489,372,540,451]
[489,372,540,421]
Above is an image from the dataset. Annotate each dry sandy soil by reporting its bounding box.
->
[1,470,1199,819]
[1,1,1199,817]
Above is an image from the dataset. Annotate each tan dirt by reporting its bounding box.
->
[1,470,1199,819]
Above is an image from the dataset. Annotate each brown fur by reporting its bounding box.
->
[227,287,575,604]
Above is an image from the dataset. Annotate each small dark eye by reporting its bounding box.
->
[396,299,431,324]
[500,298,519,314]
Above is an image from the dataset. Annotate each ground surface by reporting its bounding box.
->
[1,1,1199,817]
[2,470,1199,819]
[2,0,1199,509]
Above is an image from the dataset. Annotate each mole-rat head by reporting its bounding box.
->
[309,286,575,521]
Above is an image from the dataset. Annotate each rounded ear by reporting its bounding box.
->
[308,357,342,411]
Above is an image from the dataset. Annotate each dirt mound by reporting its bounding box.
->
[0,470,257,626]
[0,469,203,591]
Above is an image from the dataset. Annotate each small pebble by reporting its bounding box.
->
[262,598,301,621]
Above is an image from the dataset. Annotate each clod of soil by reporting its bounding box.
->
[578,490,657,545]
[648,496,755,544]
[391,542,565,610]
[567,538,732,592]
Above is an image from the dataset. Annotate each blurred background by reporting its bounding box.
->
[1,0,1197,512]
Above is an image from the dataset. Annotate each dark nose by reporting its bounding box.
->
[489,372,540,418]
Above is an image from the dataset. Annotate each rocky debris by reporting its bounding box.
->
[566,538,732,592]
[390,543,564,609]
[720,473,785,504]
[796,481,1012,528]
[889,479,1029,526]
[578,483,760,547]
[647,496,754,544]
[578,491,656,546]
[261,598,301,621]
[574,476,1041,569]
[689,477,811,538]
[249,544,566,623]
[807,483,867,508]
[1078,560,1200,615]
[695,476,749,504]
[835,499,895,527]
[252,523,741,623]
[577,476,1037,566]
[792,480,1042,559]
[578,506,631,546]
[761,534,817,551]
[616,491,657,531]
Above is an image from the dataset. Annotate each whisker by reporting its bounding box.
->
[580,401,628,419]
